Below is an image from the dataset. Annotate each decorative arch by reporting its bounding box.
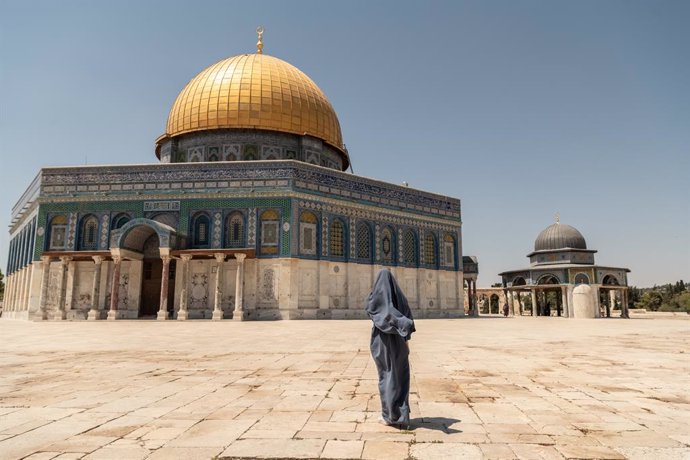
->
[574,273,590,284]
[78,214,99,250]
[111,213,131,230]
[111,218,177,252]
[191,212,211,248]
[602,274,620,286]
[537,274,561,285]
[512,276,527,286]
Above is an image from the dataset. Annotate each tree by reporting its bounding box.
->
[0,268,4,301]
[636,290,663,311]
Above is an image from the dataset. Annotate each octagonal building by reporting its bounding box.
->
[499,219,630,318]
[3,41,473,321]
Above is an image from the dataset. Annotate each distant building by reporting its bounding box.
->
[499,219,630,318]
[3,36,477,321]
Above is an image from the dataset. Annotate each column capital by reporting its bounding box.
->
[112,255,123,264]
[234,253,247,262]
[92,255,104,265]
[180,254,193,262]
[59,256,73,264]
[161,255,172,264]
[41,255,52,264]
[214,253,226,263]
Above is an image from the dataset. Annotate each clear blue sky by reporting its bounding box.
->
[1,0,688,287]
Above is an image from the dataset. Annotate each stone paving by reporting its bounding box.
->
[0,317,688,460]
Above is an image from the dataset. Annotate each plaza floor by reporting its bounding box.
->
[0,316,688,460]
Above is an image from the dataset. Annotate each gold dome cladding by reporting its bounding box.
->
[165,53,344,151]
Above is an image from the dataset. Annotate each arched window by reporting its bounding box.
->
[111,213,130,230]
[79,215,99,250]
[260,209,279,255]
[299,211,318,256]
[225,211,245,248]
[330,218,346,258]
[49,215,68,250]
[381,226,395,263]
[423,232,437,266]
[574,273,590,284]
[442,233,456,268]
[401,229,417,266]
[192,213,210,247]
[357,222,372,260]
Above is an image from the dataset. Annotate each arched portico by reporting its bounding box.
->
[107,218,178,321]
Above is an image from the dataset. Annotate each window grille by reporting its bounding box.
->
[193,214,210,247]
[402,229,416,265]
[260,209,279,254]
[357,223,371,260]
[424,233,437,266]
[80,216,99,250]
[226,212,245,247]
[330,219,344,257]
[300,211,318,255]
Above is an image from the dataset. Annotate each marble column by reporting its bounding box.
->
[56,256,71,320]
[87,256,104,320]
[609,290,616,318]
[157,255,171,320]
[107,256,122,321]
[37,257,52,320]
[177,255,192,320]
[212,253,226,321]
[233,253,247,321]
[561,286,569,318]
[531,289,537,317]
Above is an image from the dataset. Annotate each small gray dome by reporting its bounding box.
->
[534,223,587,251]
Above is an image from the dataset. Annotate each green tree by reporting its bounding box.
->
[636,290,663,311]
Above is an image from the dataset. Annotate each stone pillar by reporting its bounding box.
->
[212,253,226,321]
[38,256,50,321]
[472,280,478,317]
[65,259,76,315]
[561,286,569,318]
[157,255,171,320]
[56,256,72,320]
[621,288,630,318]
[609,290,616,318]
[531,289,537,317]
[177,255,192,320]
[107,256,122,320]
[233,253,247,321]
[88,256,104,320]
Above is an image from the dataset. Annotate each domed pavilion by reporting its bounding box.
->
[3,31,474,321]
[498,217,630,318]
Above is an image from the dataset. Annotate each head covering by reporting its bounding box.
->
[366,269,415,339]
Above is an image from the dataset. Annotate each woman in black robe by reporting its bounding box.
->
[365,268,415,427]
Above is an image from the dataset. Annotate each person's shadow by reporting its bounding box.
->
[407,417,461,433]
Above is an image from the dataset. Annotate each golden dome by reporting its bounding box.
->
[163,53,344,152]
